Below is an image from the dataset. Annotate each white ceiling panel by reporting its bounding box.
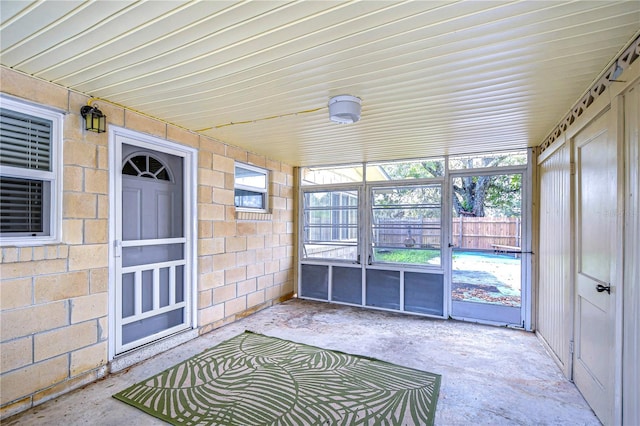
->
[1,0,638,166]
[1,1,82,49]
[14,2,183,74]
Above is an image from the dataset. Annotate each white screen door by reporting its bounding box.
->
[449,173,524,326]
[113,138,193,355]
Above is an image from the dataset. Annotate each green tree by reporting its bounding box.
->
[372,153,526,217]
[380,154,523,217]
[451,155,522,217]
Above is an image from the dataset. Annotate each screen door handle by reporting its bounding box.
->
[114,240,122,258]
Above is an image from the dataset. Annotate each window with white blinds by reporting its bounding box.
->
[0,109,52,171]
[0,96,61,243]
[0,177,44,233]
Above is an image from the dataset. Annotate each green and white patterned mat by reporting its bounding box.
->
[113,331,441,425]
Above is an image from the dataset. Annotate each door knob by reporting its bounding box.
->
[596,284,611,294]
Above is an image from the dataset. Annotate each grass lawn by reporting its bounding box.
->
[374,248,440,264]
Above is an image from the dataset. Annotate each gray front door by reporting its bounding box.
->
[115,143,190,354]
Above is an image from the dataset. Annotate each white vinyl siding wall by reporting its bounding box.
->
[536,142,572,378]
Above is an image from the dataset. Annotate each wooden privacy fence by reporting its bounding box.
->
[377,217,521,250]
[452,216,521,249]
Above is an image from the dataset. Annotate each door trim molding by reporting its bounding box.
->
[107,126,198,361]
[612,93,625,426]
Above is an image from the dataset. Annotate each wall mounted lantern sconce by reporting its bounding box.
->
[80,103,106,133]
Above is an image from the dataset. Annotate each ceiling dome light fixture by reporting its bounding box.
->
[329,95,361,124]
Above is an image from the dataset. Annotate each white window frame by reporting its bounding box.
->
[234,162,269,212]
[301,187,361,263]
[0,95,63,246]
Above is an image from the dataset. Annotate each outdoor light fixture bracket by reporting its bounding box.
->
[80,104,106,133]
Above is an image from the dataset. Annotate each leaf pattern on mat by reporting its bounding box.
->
[113,332,441,426]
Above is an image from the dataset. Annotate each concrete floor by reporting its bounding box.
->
[6,299,600,425]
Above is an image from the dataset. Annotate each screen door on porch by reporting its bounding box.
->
[115,144,190,354]
[450,173,523,326]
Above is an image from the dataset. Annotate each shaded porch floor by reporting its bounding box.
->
[6,299,599,425]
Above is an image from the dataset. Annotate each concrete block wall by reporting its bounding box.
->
[0,67,295,418]
[195,134,295,334]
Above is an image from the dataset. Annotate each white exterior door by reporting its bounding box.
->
[112,132,196,356]
[573,110,617,425]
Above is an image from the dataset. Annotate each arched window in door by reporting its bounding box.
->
[122,154,173,182]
